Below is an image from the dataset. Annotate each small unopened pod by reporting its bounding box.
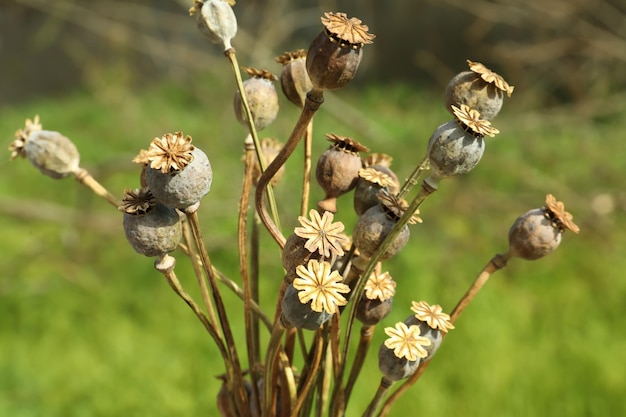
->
[306,12,375,91]
[425,104,499,189]
[134,132,213,210]
[9,115,80,179]
[233,67,279,131]
[444,59,514,121]
[276,49,312,108]
[121,188,182,257]
[356,270,396,325]
[508,194,580,260]
[405,300,455,361]
[316,133,370,213]
[353,167,397,216]
[189,0,237,50]
[352,191,421,261]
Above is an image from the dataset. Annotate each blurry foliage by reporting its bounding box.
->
[1,0,625,117]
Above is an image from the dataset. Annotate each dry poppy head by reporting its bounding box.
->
[294,209,349,258]
[467,60,514,97]
[383,322,431,362]
[293,259,350,314]
[358,168,395,188]
[364,271,396,301]
[322,12,375,49]
[133,132,195,174]
[377,190,422,224]
[9,115,42,160]
[119,187,156,215]
[411,300,455,333]
[326,133,370,154]
[452,104,500,138]
[544,194,580,233]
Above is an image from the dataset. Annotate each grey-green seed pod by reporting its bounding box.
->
[356,296,393,325]
[508,208,562,260]
[191,0,237,50]
[403,316,443,361]
[281,284,333,330]
[146,147,212,209]
[377,343,420,381]
[123,199,182,257]
[424,119,485,189]
[233,68,279,131]
[281,233,323,282]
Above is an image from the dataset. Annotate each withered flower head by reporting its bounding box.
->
[242,67,277,81]
[467,60,514,97]
[377,190,422,224]
[294,209,349,258]
[452,104,500,138]
[326,133,370,153]
[9,115,43,160]
[276,49,307,64]
[133,132,195,174]
[119,187,156,215]
[383,322,431,362]
[363,152,393,168]
[411,300,455,333]
[322,12,375,48]
[359,168,394,188]
[189,0,237,50]
[293,259,350,314]
[545,194,580,233]
[364,271,396,301]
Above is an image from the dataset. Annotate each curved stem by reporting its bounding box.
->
[255,88,325,249]
[263,322,287,417]
[376,253,510,417]
[291,328,325,417]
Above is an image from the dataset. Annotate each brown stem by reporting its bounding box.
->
[255,88,325,249]
[73,167,120,208]
[291,329,325,417]
[300,120,314,216]
[344,324,375,405]
[363,377,394,417]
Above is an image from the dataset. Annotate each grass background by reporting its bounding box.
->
[1,60,625,417]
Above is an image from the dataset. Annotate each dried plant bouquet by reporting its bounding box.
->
[7,2,580,417]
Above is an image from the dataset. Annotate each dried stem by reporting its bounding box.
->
[185,207,250,417]
[154,254,230,380]
[255,88,325,249]
[300,120,314,216]
[239,142,261,408]
[291,328,325,417]
[344,324,375,405]
[376,253,511,417]
[73,167,120,208]
[225,48,281,231]
[397,156,430,199]
[363,377,394,417]
[263,321,286,417]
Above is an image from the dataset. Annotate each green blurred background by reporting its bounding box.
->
[1,0,625,416]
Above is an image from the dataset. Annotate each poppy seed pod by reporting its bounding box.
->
[306,12,375,91]
[276,50,313,108]
[403,316,443,361]
[352,192,421,261]
[444,60,514,121]
[509,194,580,260]
[121,188,182,257]
[316,133,370,213]
[134,133,213,210]
[233,67,279,131]
[281,283,333,330]
[190,0,237,50]
[9,116,80,179]
[378,322,431,381]
[353,167,397,216]
[356,296,393,325]
[281,233,323,281]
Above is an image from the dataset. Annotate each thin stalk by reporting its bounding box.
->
[225,48,281,231]
[255,88,325,249]
[344,324,375,405]
[332,180,437,417]
[239,143,261,409]
[291,329,324,417]
[300,120,314,216]
[376,253,510,417]
[251,214,261,349]
[153,254,230,377]
[397,156,430,199]
[263,322,287,417]
[185,208,250,417]
[363,377,394,417]
[73,167,120,208]
[181,218,221,336]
